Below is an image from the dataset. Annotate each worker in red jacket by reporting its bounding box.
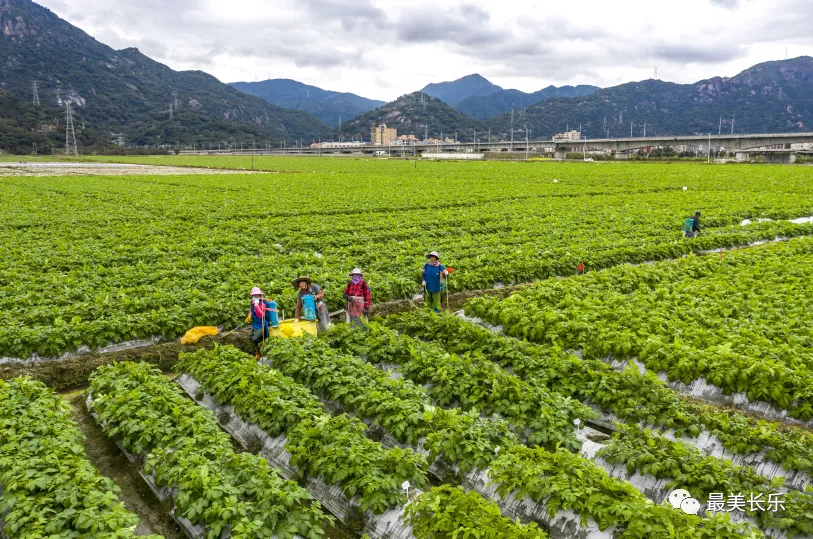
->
[343,268,371,326]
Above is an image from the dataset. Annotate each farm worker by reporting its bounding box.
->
[293,276,331,333]
[343,268,371,326]
[245,287,279,360]
[422,251,448,313]
[683,211,702,238]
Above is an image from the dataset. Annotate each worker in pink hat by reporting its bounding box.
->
[245,287,279,360]
[343,268,371,326]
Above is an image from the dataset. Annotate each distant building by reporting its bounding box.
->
[316,141,365,148]
[553,130,582,141]
[371,124,397,145]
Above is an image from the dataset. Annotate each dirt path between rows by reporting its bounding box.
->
[64,391,183,538]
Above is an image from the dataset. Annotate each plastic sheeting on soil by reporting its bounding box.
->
[176,374,415,539]
[85,393,300,539]
[590,407,811,494]
[455,313,811,493]
[282,356,623,539]
[578,431,788,539]
[606,357,813,431]
[85,394,212,539]
[1,336,165,366]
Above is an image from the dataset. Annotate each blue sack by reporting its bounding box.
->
[301,294,317,320]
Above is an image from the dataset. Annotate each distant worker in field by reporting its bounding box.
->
[683,212,702,238]
[422,251,448,313]
[245,287,279,360]
[293,276,331,333]
[343,268,371,326]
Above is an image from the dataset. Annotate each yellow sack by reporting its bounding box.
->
[181,326,220,345]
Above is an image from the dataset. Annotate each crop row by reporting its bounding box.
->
[597,425,813,537]
[177,345,549,539]
[465,236,813,420]
[323,322,594,451]
[375,315,813,535]
[0,377,162,539]
[177,345,427,514]
[319,325,812,536]
[5,162,813,358]
[271,330,761,538]
[260,335,515,473]
[87,361,330,539]
[382,310,813,474]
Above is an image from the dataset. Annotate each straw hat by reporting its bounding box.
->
[291,276,312,288]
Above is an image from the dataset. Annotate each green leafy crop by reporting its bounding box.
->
[326,322,595,452]
[88,362,329,539]
[0,377,162,539]
[383,310,813,474]
[405,485,548,539]
[177,345,429,514]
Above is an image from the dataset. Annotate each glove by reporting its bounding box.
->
[244,315,252,324]
[421,281,426,287]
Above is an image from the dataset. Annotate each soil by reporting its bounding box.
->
[0,163,266,176]
[64,391,183,538]
[1,331,253,392]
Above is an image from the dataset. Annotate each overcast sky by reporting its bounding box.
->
[39,0,813,101]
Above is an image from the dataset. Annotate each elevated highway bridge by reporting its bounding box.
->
[181,132,813,163]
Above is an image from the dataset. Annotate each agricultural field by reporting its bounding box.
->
[3,158,813,359]
[2,157,813,539]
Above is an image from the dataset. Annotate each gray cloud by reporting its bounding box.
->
[35,0,813,100]
[651,43,746,64]
[395,5,505,46]
[301,0,390,31]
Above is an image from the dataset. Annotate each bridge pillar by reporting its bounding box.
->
[614,152,629,160]
[765,152,796,164]
[554,148,568,160]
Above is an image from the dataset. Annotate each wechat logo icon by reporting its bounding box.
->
[668,489,701,515]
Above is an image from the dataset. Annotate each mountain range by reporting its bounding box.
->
[0,0,327,147]
[230,79,385,127]
[2,0,812,153]
[456,85,600,120]
[421,74,504,106]
[481,57,813,139]
[340,92,484,142]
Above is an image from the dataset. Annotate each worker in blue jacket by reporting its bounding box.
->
[421,251,448,313]
[245,286,279,360]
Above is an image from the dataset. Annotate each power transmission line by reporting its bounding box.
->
[65,102,78,156]
[32,81,40,106]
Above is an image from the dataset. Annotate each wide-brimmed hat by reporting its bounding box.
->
[249,286,263,297]
[695,211,701,216]
[349,268,363,276]
[291,276,312,288]
[426,251,440,260]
